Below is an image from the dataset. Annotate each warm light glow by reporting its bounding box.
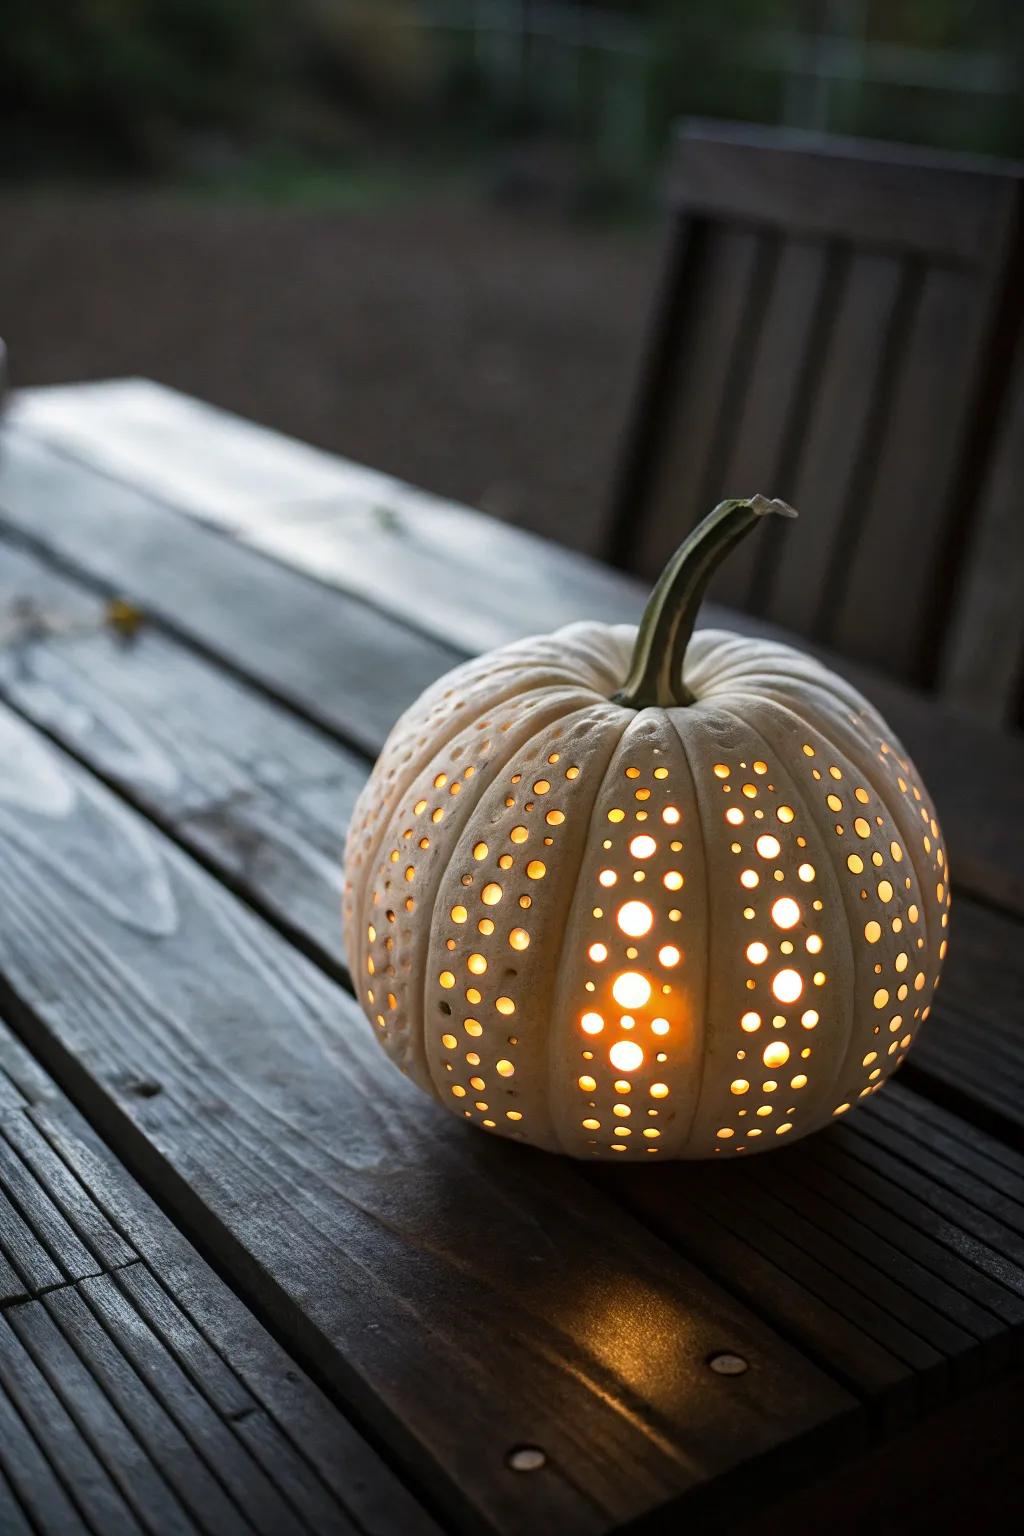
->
[730,1079,749,1095]
[589,942,609,962]
[614,901,652,938]
[801,1009,818,1028]
[599,869,617,887]
[481,882,502,905]
[772,968,803,1003]
[725,807,744,826]
[746,941,769,965]
[629,835,657,859]
[496,1060,514,1077]
[650,1082,669,1098]
[864,920,881,943]
[651,1017,670,1035]
[663,870,684,891]
[763,1040,790,1068]
[526,860,546,879]
[580,1011,604,1035]
[612,971,651,1009]
[467,953,487,975]
[756,834,781,859]
[609,1039,644,1072]
[797,863,816,882]
[657,945,681,968]
[771,897,801,929]
[662,806,680,825]
[451,905,468,923]
[509,928,530,950]
[740,869,759,889]
[495,996,515,1015]
[741,1011,761,1032]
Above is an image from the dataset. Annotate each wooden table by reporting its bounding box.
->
[0,380,1022,1536]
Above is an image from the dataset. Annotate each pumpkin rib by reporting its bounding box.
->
[716,697,883,1114]
[542,705,639,1155]
[664,707,717,1151]
[713,684,942,1095]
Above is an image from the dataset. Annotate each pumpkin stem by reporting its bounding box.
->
[612,495,798,710]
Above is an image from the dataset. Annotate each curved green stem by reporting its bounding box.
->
[613,494,797,710]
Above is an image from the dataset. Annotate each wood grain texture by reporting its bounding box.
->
[0,1021,437,1536]
[0,695,857,1535]
[0,431,459,757]
[0,539,364,969]
[8,380,644,656]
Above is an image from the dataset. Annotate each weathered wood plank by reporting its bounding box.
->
[0,431,459,757]
[0,539,362,969]
[0,697,856,1535]
[0,1019,438,1536]
[8,381,644,655]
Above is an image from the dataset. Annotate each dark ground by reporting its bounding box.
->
[1,191,658,556]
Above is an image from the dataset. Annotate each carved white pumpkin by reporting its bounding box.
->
[344,499,949,1158]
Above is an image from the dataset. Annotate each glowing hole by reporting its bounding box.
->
[864,920,881,943]
[746,941,769,965]
[847,853,864,874]
[662,807,681,825]
[617,901,653,938]
[496,1060,514,1077]
[546,810,564,825]
[878,879,894,902]
[663,871,684,891]
[451,905,468,924]
[741,1011,761,1032]
[509,928,530,951]
[725,808,744,826]
[797,863,816,882]
[609,1039,644,1072]
[496,997,516,1016]
[630,835,657,859]
[651,1018,670,1036]
[772,969,803,1004]
[612,972,651,1009]
[731,1079,749,1095]
[580,1012,604,1035]
[756,835,781,859]
[472,842,488,861]
[578,1075,597,1092]
[439,971,456,989]
[658,945,681,968]
[763,1041,790,1068]
[526,861,546,880]
[854,818,871,838]
[481,883,503,905]
[599,869,617,888]
[510,826,528,844]
[771,897,801,929]
[650,1082,669,1098]
[588,942,609,963]
[740,869,759,889]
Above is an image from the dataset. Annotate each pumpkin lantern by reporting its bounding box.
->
[344,498,948,1158]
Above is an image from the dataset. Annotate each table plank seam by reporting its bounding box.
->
[0,511,410,774]
[10,1070,433,1536]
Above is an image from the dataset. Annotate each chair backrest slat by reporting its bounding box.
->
[612,120,1024,698]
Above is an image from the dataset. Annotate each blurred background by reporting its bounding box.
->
[3,0,1024,555]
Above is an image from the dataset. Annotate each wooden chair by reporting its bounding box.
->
[608,119,1024,708]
